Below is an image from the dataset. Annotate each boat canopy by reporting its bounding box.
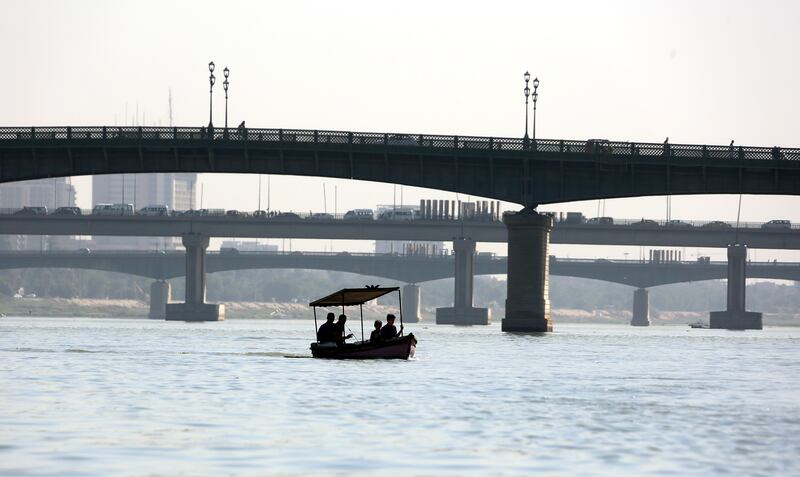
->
[309,287,400,307]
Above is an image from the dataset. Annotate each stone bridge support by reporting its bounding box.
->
[402,284,422,323]
[436,238,491,325]
[148,280,171,319]
[630,288,650,326]
[710,244,762,330]
[502,210,553,332]
[165,233,225,321]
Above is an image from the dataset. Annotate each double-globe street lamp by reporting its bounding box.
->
[223,67,230,130]
[208,62,216,131]
[523,71,531,142]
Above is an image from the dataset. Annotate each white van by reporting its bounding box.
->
[378,208,416,221]
[343,209,374,220]
[138,205,169,216]
[92,203,134,216]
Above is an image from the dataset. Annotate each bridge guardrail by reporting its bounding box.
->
[1,126,797,161]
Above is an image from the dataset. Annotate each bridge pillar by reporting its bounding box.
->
[148,280,171,319]
[165,233,225,322]
[436,238,491,325]
[630,288,650,327]
[710,244,762,330]
[502,210,553,332]
[402,284,422,323]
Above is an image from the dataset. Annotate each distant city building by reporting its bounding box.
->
[0,177,76,210]
[0,178,77,251]
[91,173,197,250]
[92,173,197,211]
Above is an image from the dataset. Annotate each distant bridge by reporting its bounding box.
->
[1,250,797,287]
[1,126,799,205]
[1,214,799,249]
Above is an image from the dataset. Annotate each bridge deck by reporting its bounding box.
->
[2,126,799,204]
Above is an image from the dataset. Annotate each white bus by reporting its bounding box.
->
[92,203,134,216]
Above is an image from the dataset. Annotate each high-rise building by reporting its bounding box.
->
[0,177,76,211]
[92,173,197,250]
[0,178,78,251]
[92,173,197,210]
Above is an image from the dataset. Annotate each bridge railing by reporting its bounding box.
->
[2,126,798,161]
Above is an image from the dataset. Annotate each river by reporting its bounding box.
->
[1,317,798,476]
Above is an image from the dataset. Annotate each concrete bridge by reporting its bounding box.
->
[1,250,796,327]
[3,125,798,330]
[1,126,799,205]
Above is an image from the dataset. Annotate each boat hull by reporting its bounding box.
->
[311,334,417,360]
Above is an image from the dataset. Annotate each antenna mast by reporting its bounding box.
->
[168,88,174,127]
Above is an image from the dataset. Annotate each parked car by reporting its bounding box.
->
[309,212,334,220]
[138,205,169,216]
[52,206,82,216]
[665,219,693,228]
[586,216,614,225]
[761,219,791,229]
[702,220,732,229]
[14,206,48,216]
[630,219,659,227]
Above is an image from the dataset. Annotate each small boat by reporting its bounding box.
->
[309,286,417,360]
[689,321,709,329]
[311,335,417,359]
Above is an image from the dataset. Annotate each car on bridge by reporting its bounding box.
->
[586,216,614,225]
[309,212,334,220]
[273,212,301,220]
[52,206,82,216]
[702,220,732,229]
[220,247,239,254]
[762,219,791,229]
[93,203,134,216]
[344,209,374,220]
[14,206,48,216]
[138,205,169,216]
[630,219,659,227]
[253,210,268,218]
[665,219,693,228]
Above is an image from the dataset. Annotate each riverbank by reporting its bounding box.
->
[2,297,797,326]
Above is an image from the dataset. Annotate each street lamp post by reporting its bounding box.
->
[523,71,531,141]
[208,61,216,132]
[532,77,540,149]
[223,67,230,131]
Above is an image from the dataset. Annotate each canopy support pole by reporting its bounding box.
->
[313,306,318,341]
[359,304,364,343]
[398,289,404,336]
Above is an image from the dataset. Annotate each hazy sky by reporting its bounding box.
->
[1,0,799,260]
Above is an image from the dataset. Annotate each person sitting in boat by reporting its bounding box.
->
[370,320,383,342]
[334,314,354,344]
[317,312,337,342]
[379,314,403,340]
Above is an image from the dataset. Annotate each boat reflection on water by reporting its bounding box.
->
[309,286,417,360]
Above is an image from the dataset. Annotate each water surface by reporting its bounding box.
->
[1,317,799,475]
